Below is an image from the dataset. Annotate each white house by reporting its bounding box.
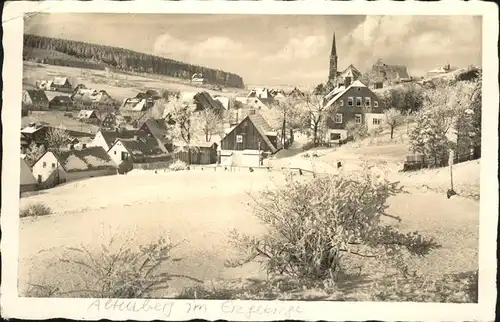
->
[20,157,37,193]
[32,147,117,189]
[107,137,170,166]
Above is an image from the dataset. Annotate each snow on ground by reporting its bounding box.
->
[19,159,479,297]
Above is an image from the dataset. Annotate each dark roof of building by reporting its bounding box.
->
[49,146,116,173]
[193,91,225,114]
[100,129,136,147]
[25,89,49,104]
[49,95,73,104]
[224,112,278,153]
[119,137,167,158]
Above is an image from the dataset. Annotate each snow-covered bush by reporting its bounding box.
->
[226,166,440,284]
[169,160,188,171]
[25,235,193,298]
[20,202,52,218]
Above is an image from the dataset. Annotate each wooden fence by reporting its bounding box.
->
[402,151,478,172]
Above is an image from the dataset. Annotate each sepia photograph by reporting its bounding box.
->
[1,1,498,321]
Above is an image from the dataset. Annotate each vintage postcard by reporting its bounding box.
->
[1,0,498,321]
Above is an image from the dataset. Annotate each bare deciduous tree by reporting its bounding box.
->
[304,94,336,146]
[193,108,223,143]
[45,127,72,152]
[384,108,404,139]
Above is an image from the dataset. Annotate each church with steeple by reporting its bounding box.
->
[327,32,362,88]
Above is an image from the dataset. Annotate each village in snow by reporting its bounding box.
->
[16,14,484,305]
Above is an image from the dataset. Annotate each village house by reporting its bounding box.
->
[288,87,306,99]
[191,73,205,86]
[90,128,135,152]
[71,89,114,109]
[427,64,455,77]
[22,89,49,110]
[107,136,171,166]
[219,110,280,167]
[163,91,225,118]
[77,110,100,125]
[213,95,231,110]
[173,139,219,165]
[31,146,117,189]
[135,118,172,152]
[371,59,411,85]
[20,157,37,193]
[322,80,385,144]
[136,90,162,101]
[48,95,74,111]
[51,77,73,93]
[21,124,94,151]
[120,97,155,120]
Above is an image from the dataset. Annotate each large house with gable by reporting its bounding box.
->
[322,80,385,144]
[219,109,281,167]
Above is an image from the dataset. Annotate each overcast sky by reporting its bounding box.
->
[25,14,482,87]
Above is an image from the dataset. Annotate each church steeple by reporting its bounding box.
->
[328,32,338,86]
[331,32,337,56]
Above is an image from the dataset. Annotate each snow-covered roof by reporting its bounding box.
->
[324,80,367,109]
[53,77,69,86]
[77,110,98,119]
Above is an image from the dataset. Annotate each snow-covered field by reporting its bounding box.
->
[23,62,248,103]
[18,156,480,297]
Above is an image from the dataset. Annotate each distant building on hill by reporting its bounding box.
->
[427,64,454,77]
[371,59,411,85]
[191,73,206,86]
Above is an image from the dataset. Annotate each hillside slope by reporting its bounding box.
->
[23,34,245,88]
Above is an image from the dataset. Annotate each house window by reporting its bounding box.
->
[236,135,243,143]
[330,133,341,141]
[355,114,362,124]
[356,97,362,107]
[51,163,56,169]
[335,113,343,124]
[347,97,353,107]
[82,144,87,149]
[42,162,46,168]
[121,151,129,161]
[374,101,379,108]
[37,175,42,183]
[114,151,117,155]
[373,118,382,125]
[339,100,344,107]
[365,97,371,107]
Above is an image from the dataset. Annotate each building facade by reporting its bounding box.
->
[323,80,385,143]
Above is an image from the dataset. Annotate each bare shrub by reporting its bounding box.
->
[169,160,188,171]
[20,202,52,218]
[226,166,441,285]
[26,235,198,298]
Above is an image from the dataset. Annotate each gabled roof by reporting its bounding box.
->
[340,64,362,78]
[121,98,148,112]
[324,85,346,101]
[100,129,136,148]
[53,77,70,86]
[49,95,73,104]
[38,147,116,173]
[223,112,278,153]
[25,89,49,104]
[324,80,368,109]
[77,110,99,119]
[137,118,169,144]
[116,137,167,158]
[193,91,225,114]
[288,87,306,98]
